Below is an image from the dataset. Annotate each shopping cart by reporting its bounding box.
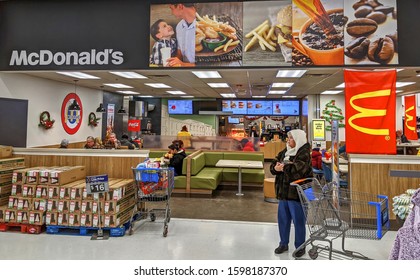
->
[129,167,174,237]
[291,178,390,260]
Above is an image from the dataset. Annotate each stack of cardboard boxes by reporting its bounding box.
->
[0,146,26,224]
[45,178,136,229]
[4,166,86,227]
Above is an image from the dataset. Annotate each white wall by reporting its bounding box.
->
[0,73,102,147]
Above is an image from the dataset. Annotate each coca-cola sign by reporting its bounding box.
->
[128,120,141,132]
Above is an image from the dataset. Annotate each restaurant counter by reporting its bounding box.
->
[12,148,149,179]
[349,153,420,219]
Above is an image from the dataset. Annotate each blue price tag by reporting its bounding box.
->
[86,175,109,194]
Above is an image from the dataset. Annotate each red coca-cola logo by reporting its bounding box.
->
[128,120,141,132]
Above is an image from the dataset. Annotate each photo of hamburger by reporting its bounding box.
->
[230,101,237,108]
[256,103,262,108]
[222,101,228,108]
[247,102,253,108]
[238,101,244,108]
[276,4,293,48]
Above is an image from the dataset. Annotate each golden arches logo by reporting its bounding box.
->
[348,89,391,136]
[405,106,416,131]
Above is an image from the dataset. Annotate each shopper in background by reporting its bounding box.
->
[84,136,95,149]
[172,139,185,151]
[396,129,409,144]
[104,133,121,149]
[120,134,135,150]
[311,147,322,170]
[59,139,69,148]
[240,138,255,151]
[177,125,192,149]
[167,142,187,176]
[270,129,313,258]
[93,137,104,149]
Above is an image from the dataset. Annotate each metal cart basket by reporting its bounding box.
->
[129,167,174,237]
[291,178,390,260]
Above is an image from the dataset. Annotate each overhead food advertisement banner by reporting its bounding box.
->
[404,95,418,140]
[0,0,402,70]
[344,69,397,154]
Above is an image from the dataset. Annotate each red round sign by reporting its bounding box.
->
[61,93,83,135]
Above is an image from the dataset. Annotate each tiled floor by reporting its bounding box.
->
[0,218,396,260]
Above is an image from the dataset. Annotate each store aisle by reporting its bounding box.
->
[0,219,396,260]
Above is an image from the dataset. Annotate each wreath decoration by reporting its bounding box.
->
[88,112,101,127]
[39,111,55,129]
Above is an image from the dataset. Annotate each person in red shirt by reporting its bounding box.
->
[240,138,255,151]
[311,147,322,170]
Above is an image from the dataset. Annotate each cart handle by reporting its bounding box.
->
[290,178,313,186]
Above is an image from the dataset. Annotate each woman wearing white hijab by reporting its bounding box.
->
[270,129,313,258]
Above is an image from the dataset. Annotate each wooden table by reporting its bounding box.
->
[215,159,263,196]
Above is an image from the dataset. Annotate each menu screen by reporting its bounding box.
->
[222,100,247,115]
[247,100,273,115]
[272,100,300,116]
[168,100,193,114]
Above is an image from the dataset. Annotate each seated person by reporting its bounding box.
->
[104,133,121,149]
[120,134,135,150]
[311,147,322,170]
[59,139,69,149]
[396,129,409,144]
[94,137,104,149]
[167,143,186,176]
[240,138,255,151]
[172,139,184,151]
[84,136,95,149]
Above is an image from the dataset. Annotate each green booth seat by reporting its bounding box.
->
[174,176,187,189]
[190,167,223,190]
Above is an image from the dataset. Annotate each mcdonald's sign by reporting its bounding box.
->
[404,95,418,140]
[344,70,396,154]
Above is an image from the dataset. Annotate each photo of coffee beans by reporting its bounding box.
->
[345,0,398,65]
[368,36,395,64]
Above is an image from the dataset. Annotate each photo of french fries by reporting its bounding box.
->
[242,1,291,66]
[244,19,278,52]
[195,12,241,53]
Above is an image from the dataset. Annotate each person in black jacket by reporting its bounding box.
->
[270,129,313,258]
[168,143,187,176]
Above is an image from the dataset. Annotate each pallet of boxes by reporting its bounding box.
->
[45,175,136,237]
[0,145,29,232]
[1,165,85,234]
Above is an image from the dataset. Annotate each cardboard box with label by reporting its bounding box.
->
[104,179,135,201]
[57,200,69,213]
[46,211,58,225]
[46,199,59,212]
[0,168,14,184]
[35,185,49,198]
[22,184,36,197]
[29,210,45,225]
[80,200,93,214]
[0,194,8,206]
[10,184,22,196]
[49,166,86,185]
[8,195,19,209]
[5,209,17,222]
[80,213,92,227]
[104,192,135,214]
[17,197,32,210]
[57,212,69,226]
[0,145,13,158]
[68,212,80,227]
[16,210,29,223]
[25,169,40,185]
[47,186,60,199]
[12,167,33,184]
[32,198,47,211]
[68,200,81,213]
[92,213,103,228]
[103,204,134,227]
[0,206,7,222]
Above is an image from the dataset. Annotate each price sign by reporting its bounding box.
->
[86,175,109,194]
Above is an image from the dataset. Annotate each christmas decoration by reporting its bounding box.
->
[39,111,55,129]
[88,112,101,127]
[321,100,345,131]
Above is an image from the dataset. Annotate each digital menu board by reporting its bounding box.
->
[247,100,272,115]
[168,100,193,115]
[272,100,300,116]
[222,100,247,115]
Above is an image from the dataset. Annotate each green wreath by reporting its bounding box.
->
[88,112,101,127]
[39,111,55,129]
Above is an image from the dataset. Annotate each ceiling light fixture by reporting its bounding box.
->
[282,96,297,98]
[252,96,266,98]
[276,70,306,78]
[166,90,186,95]
[336,83,345,88]
[272,82,294,88]
[396,82,415,88]
[181,95,195,98]
[117,90,140,94]
[208,83,229,88]
[56,72,100,79]
[145,83,171,88]
[220,93,236,98]
[192,71,221,78]
[268,90,286,94]
[109,72,147,79]
[103,83,133,89]
[321,90,342,95]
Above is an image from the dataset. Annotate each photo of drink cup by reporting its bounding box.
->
[160,47,171,67]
